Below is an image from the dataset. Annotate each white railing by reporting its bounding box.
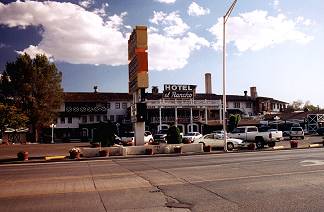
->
[147,99,221,108]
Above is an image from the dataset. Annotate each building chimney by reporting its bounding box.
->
[244,91,247,97]
[94,86,98,93]
[152,86,158,94]
[250,86,257,98]
[205,73,212,94]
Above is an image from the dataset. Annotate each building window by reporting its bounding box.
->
[115,103,120,109]
[107,103,110,109]
[96,115,101,122]
[60,117,65,124]
[234,102,240,108]
[103,115,107,121]
[89,115,94,122]
[82,116,87,123]
[110,115,115,122]
[117,115,124,122]
[246,102,252,108]
[122,102,127,109]
[68,117,72,124]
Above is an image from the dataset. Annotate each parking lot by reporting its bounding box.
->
[0,135,323,162]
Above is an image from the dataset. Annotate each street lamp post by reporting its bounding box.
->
[223,0,237,152]
[51,124,56,144]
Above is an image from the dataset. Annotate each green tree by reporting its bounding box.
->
[228,114,241,132]
[166,125,181,144]
[0,103,29,134]
[303,101,319,112]
[1,54,63,142]
[93,121,117,147]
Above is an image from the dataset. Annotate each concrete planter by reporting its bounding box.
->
[99,150,109,157]
[174,146,182,154]
[290,141,298,148]
[17,151,28,161]
[145,148,153,155]
[203,145,211,152]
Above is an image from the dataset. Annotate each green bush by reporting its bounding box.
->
[92,121,117,147]
[166,126,181,144]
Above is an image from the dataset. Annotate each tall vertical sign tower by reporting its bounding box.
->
[128,26,148,146]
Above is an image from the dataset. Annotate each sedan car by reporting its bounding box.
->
[194,133,245,151]
[182,132,203,143]
[316,127,324,136]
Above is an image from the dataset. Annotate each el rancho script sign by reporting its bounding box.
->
[163,84,196,99]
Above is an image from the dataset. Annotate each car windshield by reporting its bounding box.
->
[123,132,134,137]
[185,132,196,136]
[291,128,302,131]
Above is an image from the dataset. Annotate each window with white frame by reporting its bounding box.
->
[89,115,94,122]
[234,102,240,108]
[115,103,120,109]
[122,102,127,109]
[246,102,252,108]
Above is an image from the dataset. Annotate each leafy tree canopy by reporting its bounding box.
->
[1,53,63,142]
[0,103,29,131]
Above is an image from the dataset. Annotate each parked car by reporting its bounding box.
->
[153,130,168,143]
[120,131,154,146]
[144,131,154,144]
[182,132,203,143]
[229,126,283,149]
[289,127,304,140]
[316,127,324,136]
[194,133,245,151]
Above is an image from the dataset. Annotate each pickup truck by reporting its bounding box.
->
[229,126,283,149]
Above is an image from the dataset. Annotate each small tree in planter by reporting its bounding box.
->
[166,126,181,144]
[92,121,117,147]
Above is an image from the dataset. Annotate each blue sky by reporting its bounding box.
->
[0,0,323,107]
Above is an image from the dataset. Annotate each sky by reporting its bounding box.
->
[0,0,323,107]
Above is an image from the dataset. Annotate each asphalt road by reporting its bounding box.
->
[2,148,324,211]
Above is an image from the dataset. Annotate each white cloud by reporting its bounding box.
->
[93,3,109,17]
[0,1,128,66]
[79,0,94,8]
[147,10,209,71]
[187,2,210,17]
[16,45,53,59]
[209,10,313,52]
[154,0,176,4]
[149,11,189,37]
[148,32,209,71]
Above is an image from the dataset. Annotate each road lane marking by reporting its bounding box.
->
[300,160,324,166]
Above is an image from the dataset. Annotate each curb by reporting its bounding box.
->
[1,144,324,165]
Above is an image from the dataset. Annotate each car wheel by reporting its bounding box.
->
[268,142,275,147]
[149,139,154,143]
[227,142,234,151]
[255,138,264,149]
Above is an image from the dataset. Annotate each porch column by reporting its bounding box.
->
[159,106,162,131]
[190,107,193,125]
[219,108,222,122]
[205,107,208,125]
[175,107,178,127]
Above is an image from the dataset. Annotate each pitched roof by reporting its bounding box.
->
[64,92,132,102]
